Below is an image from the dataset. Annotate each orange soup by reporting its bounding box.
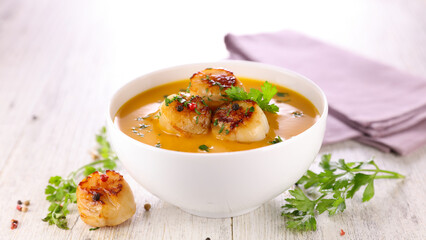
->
[114,77,320,153]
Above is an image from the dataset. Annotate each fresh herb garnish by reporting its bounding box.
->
[219,125,225,134]
[225,81,279,113]
[198,144,209,152]
[226,108,232,116]
[213,119,218,126]
[201,99,208,107]
[89,227,100,231]
[194,108,201,115]
[292,111,303,118]
[155,142,161,148]
[277,92,288,97]
[196,116,199,124]
[186,82,191,93]
[43,127,118,230]
[269,136,283,144]
[282,154,405,231]
[165,95,185,106]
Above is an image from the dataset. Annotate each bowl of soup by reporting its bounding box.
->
[107,60,328,218]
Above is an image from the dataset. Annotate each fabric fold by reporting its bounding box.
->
[225,30,426,155]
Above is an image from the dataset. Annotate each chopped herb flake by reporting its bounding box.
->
[219,125,225,134]
[213,119,218,126]
[198,144,209,152]
[292,111,304,118]
[277,92,289,97]
[269,136,283,144]
[226,108,232,116]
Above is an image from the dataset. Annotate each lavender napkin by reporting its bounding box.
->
[225,30,426,155]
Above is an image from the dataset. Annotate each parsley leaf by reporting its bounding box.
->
[225,81,279,113]
[43,127,118,230]
[282,154,404,231]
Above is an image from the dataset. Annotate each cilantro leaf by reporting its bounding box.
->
[225,81,279,113]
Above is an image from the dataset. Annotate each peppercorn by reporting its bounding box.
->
[22,206,28,212]
[11,219,18,229]
[144,203,151,211]
[92,192,101,201]
[17,200,22,205]
[24,200,30,206]
[188,102,197,111]
[176,105,184,112]
[232,103,239,111]
[16,205,22,211]
[100,174,109,182]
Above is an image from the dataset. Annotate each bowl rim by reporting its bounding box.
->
[107,60,328,156]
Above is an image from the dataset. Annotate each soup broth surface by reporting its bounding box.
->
[114,77,319,153]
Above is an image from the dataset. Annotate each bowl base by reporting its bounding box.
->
[180,205,261,218]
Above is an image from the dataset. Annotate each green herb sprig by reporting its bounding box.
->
[42,127,118,230]
[282,154,404,231]
[225,81,279,113]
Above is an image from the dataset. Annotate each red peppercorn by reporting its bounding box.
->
[100,174,109,182]
[16,205,22,211]
[188,102,196,111]
[11,219,18,229]
[340,229,345,236]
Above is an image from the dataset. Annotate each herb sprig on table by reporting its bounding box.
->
[225,81,279,113]
[42,127,117,230]
[282,154,405,231]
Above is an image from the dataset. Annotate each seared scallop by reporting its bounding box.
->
[212,100,269,142]
[189,68,244,109]
[76,170,136,227]
[158,93,212,136]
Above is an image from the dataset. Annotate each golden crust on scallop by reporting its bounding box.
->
[212,100,269,142]
[189,68,244,109]
[159,93,212,136]
[77,170,136,227]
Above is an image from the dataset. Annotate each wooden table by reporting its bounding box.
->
[1,0,425,239]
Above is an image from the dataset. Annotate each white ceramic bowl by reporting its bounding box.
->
[107,60,328,218]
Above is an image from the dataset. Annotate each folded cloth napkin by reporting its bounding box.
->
[225,30,426,155]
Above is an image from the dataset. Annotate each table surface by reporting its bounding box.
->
[1,0,426,239]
